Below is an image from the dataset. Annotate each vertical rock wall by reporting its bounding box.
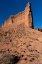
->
[2,2,33,28]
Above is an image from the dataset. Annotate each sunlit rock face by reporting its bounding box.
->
[0,2,42,64]
[2,2,33,28]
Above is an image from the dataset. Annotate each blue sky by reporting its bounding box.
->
[0,0,42,28]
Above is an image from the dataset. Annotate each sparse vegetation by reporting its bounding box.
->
[29,58,35,62]
[24,58,27,60]
[0,54,20,64]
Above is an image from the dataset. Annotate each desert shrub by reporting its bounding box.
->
[0,54,20,64]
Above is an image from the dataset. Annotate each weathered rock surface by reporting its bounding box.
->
[2,2,34,28]
[0,22,42,64]
[0,2,42,64]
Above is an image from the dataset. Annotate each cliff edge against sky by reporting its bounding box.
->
[0,2,42,64]
[2,2,34,28]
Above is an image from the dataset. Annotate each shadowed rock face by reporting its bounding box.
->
[2,2,34,28]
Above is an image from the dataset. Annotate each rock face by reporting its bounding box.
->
[2,2,34,28]
[0,1,42,64]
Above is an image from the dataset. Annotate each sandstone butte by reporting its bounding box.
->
[0,2,42,64]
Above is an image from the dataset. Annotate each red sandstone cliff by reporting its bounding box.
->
[0,2,42,64]
[2,2,33,28]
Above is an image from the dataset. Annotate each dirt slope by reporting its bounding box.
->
[0,23,42,64]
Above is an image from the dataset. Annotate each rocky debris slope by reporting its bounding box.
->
[0,23,42,64]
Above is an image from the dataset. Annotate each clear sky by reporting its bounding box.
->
[0,0,42,28]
